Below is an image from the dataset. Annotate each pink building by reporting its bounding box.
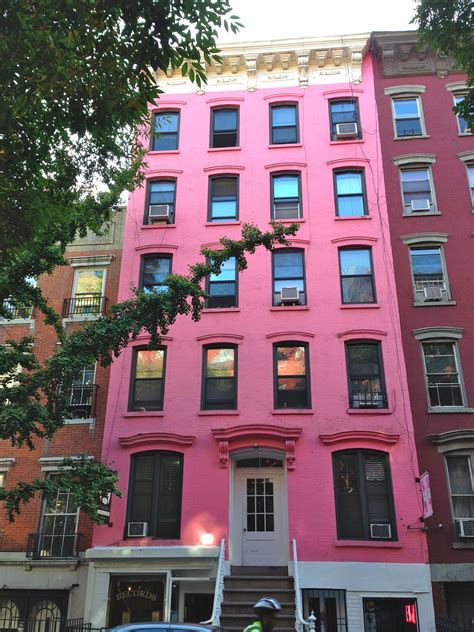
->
[85,35,435,631]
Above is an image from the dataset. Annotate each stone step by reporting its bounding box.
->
[223,588,295,602]
[231,566,288,576]
[224,576,294,590]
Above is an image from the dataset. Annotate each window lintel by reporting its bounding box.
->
[39,455,93,472]
[458,151,474,163]
[393,153,436,167]
[384,85,426,97]
[69,255,113,268]
[445,81,468,93]
[203,165,244,174]
[0,457,15,473]
[266,331,314,342]
[197,333,243,345]
[429,429,474,453]
[320,431,399,445]
[119,432,195,448]
[338,329,387,341]
[401,232,448,246]
[413,326,464,341]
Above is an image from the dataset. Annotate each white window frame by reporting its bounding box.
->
[66,267,107,320]
[38,480,80,558]
[391,96,426,139]
[444,452,474,538]
[467,163,474,205]
[453,93,470,135]
[399,165,437,215]
[67,363,97,423]
[72,267,106,299]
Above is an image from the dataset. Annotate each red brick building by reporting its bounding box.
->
[373,31,474,630]
[0,212,125,627]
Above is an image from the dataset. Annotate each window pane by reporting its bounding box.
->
[210,258,236,282]
[348,344,380,376]
[394,99,419,117]
[277,346,306,376]
[206,378,235,402]
[447,457,474,494]
[410,248,442,276]
[273,175,299,199]
[338,196,365,217]
[334,452,364,539]
[342,276,375,303]
[454,96,469,133]
[272,106,296,126]
[274,279,305,294]
[155,113,179,133]
[213,109,237,131]
[206,348,235,377]
[150,181,175,205]
[134,379,163,405]
[274,251,304,278]
[143,257,171,289]
[331,101,356,123]
[272,127,298,144]
[468,166,474,189]
[136,350,164,379]
[336,172,362,195]
[340,249,371,276]
[75,269,104,295]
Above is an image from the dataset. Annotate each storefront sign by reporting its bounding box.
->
[420,471,433,519]
[115,589,158,601]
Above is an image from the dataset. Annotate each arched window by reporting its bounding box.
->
[29,601,62,632]
[0,600,20,629]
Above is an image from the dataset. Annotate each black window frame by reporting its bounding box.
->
[145,179,177,225]
[207,174,239,222]
[338,247,376,304]
[210,107,239,148]
[269,103,299,145]
[126,450,183,540]
[328,99,362,141]
[271,248,307,306]
[332,449,397,541]
[201,344,237,410]
[273,341,311,410]
[129,346,167,412]
[151,110,180,151]
[271,171,302,220]
[139,254,172,293]
[205,256,238,309]
[345,340,388,409]
[333,169,368,217]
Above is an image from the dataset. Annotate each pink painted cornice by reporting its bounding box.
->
[212,424,302,441]
[203,165,245,173]
[331,236,377,245]
[266,331,315,341]
[322,88,364,98]
[206,96,244,104]
[326,157,370,166]
[263,92,304,101]
[135,244,178,253]
[265,162,307,170]
[145,169,183,178]
[119,432,196,448]
[320,431,399,445]
[131,333,173,343]
[149,100,186,109]
[337,329,387,340]
[196,333,243,344]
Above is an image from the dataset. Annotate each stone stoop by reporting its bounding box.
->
[220,567,296,632]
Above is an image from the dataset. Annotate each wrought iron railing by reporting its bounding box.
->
[414,279,449,303]
[67,384,98,418]
[350,388,387,409]
[62,295,107,318]
[26,531,81,559]
[1,302,32,319]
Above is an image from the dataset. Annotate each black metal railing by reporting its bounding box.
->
[26,532,81,559]
[1,302,32,319]
[67,384,98,418]
[62,295,107,318]
[350,388,388,409]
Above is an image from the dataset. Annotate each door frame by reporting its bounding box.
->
[229,448,289,566]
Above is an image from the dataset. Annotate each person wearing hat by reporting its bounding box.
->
[242,597,282,632]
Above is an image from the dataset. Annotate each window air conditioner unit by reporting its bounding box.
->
[148,204,170,224]
[335,122,358,138]
[423,285,444,301]
[410,199,431,212]
[370,523,392,539]
[127,521,148,537]
[456,519,474,538]
[280,287,300,303]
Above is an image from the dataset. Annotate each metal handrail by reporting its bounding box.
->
[201,538,226,626]
[292,539,317,632]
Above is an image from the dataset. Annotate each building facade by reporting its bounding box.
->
[0,214,125,629]
[373,32,474,631]
[85,35,435,632]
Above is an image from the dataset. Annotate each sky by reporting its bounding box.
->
[217,0,418,43]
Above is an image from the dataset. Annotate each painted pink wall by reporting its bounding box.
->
[95,54,427,564]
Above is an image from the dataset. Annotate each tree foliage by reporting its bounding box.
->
[414,0,474,127]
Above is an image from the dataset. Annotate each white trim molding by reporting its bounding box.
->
[401,232,448,246]
[384,84,426,96]
[68,255,114,268]
[39,455,93,472]
[429,429,474,453]
[0,457,15,473]
[393,153,436,166]
[413,326,464,341]
[458,151,474,163]
[445,81,468,93]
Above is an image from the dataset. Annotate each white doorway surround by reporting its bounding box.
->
[231,451,289,566]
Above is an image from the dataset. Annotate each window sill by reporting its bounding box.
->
[270,306,310,311]
[271,409,314,415]
[0,318,33,325]
[402,211,442,217]
[124,411,165,418]
[452,541,474,549]
[458,133,473,137]
[208,146,241,152]
[142,224,177,229]
[202,307,240,313]
[270,218,305,225]
[205,221,241,227]
[428,407,474,414]
[268,143,303,149]
[413,300,456,307]
[63,315,100,323]
[148,150,180,155]
[347,407,394,415]
[64,418,96,425]
[335,215,371,221]
[394,134,430,141]
[334,539,402,549]
[198,410,240,416]
[340,303,381,309]
[329,139,364,145]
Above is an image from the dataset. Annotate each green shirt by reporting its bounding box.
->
[242,620,263,632]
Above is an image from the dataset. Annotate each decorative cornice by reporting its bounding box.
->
[263,92,304,101]
[212,424,302,470]
[384,84,426,96]
[320,431,399,445]
[338,329,388,340]
[203,165,245,173]
[68,255,113,268]
[326,158,370,166]
[0,457,15,473]
[196,333,243,344]
[445,81,468,93]
[135,244,178,253]
[119,432,195,448]
[429,429,474,446]
[401,233,448,246]
[458,151,474,163]
[413,326,464,341]
[276,238,310,247]
[330,236,377,245]
[206,96,245,104]
[39,455,93,472]
[265,162,307,170]
[266,331,315,341]
[149,100,187,109]
[393,153,436,166]
[322,88,364,98]
[145,169,183,178]
[132,333,173,343]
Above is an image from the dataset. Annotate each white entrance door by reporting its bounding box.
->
[235,470,288,566]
